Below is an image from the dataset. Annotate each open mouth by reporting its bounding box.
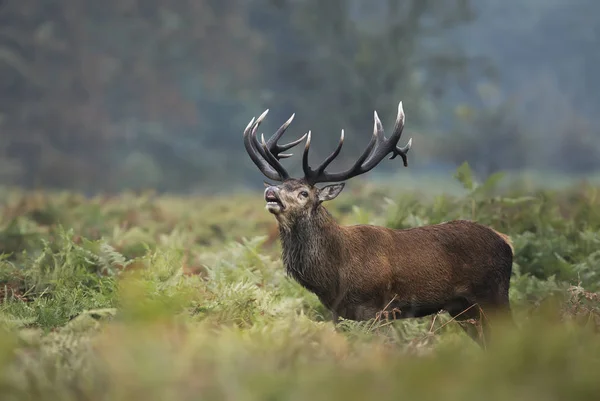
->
[264,191,284,210]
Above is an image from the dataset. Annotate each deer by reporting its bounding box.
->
[242,101,514,348]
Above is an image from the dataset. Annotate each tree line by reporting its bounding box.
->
[0,0,598,192]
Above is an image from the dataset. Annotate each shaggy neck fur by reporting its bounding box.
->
[277,205,343,305]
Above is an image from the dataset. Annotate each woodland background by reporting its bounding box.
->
[1,0,598,193]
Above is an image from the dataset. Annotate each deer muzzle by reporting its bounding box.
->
[264,186,284,213]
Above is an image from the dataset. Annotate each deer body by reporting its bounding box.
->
[243,101,513,347]
[279,205,512,323]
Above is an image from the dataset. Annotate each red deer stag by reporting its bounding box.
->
[242,102,513,348]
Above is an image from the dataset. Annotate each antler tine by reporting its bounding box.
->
[265,113,307,159]
[267,113,295,146]
[243,110,306,182]
[387,101,412,166]
[277,132,308,158]
[250,126,290,180]
[389,138,412,166]
[317,129,345,174]
[259,134,289,180]
[302,130,312,178]
[245,116,256,132]
[303,100,412,184]
[393,101,406,136]
[373,110,385,141]
[301,129,346,182]
[361,110,386,166]
[347,127,378,171]
[243,112,282,181]
[324,117,379,180]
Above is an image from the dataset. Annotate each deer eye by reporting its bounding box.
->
[299,190,309,198]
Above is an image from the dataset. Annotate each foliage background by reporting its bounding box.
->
[1,167,600,400]
[1,0,599,192]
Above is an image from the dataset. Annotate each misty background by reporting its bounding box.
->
[0,0,598,194]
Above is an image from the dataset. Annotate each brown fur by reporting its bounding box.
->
[491,229,514,255]
[265,179,514,348]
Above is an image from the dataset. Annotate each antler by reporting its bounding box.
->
[302,101,412,185]
[243,110,307,181]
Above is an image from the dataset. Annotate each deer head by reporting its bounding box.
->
[244,102,412,225]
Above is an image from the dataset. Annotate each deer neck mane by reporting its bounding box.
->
[277,205,343,300]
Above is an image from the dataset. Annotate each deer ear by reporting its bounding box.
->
[317,183,345,202]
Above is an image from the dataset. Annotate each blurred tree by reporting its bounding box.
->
[462,0,600,119]
[1,0,597,192]
[248,0,486,176]
[0,0,265,191]
[443,92,531,178]
[442,78,600,178]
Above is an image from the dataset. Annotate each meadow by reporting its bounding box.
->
[1,165,600,401]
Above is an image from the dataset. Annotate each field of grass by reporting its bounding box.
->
[1,166,600,401]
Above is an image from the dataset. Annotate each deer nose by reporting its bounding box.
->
[264,186,279,200]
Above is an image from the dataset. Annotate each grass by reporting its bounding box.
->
[1,166,600,400]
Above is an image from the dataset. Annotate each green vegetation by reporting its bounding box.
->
[1,167,600,400]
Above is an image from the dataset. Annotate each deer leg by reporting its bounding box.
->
[447,302,487,349]
[472,284,516,346]
[332,311,340,325]
[489,287,515,327]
